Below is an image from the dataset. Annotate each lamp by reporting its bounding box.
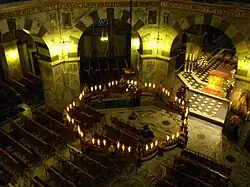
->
[100,29,108,42]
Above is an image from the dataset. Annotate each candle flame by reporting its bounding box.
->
[155,140,158,147]
[145,144,149,151]
[97,139,100,146]
[122,144,125,151]
[145,82,147,87]
[117,142,120,149]
[150,142,154,149]
[162,88,165,92]
[153,84,155,88]
[90,86,93,91]
[172,134,175,140]
[103,139,106,146]
[149,83,152,87]
[69,104,72,109]
[176,132,179,138]
[167,135,169,141]
[92,138,95,144]
[128,146,131,152]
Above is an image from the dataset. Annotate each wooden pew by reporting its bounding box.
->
[32,108,76,143]
[46,165,76,187]
[6,79,28,94]
[105,125,139,148]
[111,117,141,138]
[181,149,232,177]
[0,129,41,166]
[27,72,42,85]
[82,104,104,118]
[9,119,55,157]
[0,82,22,103]
[0,166,14,186]
[70,109,100,124]
[55,154,95,186]
[175,156,228,187]
[0,148,28,176]
[31,176,49,187]
[23,117,64,148]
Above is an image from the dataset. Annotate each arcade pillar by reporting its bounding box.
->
[2,40,22,80]
[40,58,80,110]
[186,32,205,61]
[17,43,31,75]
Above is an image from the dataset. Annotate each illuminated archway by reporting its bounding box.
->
[173,14,248,76]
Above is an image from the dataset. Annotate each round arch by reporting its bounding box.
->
[0,17,51,62]
[176,14,248,66]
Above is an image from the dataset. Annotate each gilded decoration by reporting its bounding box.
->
[0,1,249,20]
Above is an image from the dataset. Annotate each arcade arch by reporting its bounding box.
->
[172,14,248,73]
[0,18,51,80]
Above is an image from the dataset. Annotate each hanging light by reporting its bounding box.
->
[100,29,108,42]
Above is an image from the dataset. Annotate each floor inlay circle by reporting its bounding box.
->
[225,155,236,163]
[197,133,206,140]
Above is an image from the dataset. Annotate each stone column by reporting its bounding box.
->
[186,32,205,61]
[17,43,31,75]
[2,40,22,80]
[40,57,80,111]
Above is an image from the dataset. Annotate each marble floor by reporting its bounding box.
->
[7,105,250,187]
[99,106,250,187]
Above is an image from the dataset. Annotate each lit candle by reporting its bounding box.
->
[99,85,102,90]
[117,141,120,149]
[166,135,169,141]
[79,94,82,100]
[108,82,111,87]
[131,80,134,85]
[112,81,114,86]
[176,132,179,138]
[115,80,118,85]
[246,111,250,121]
[103,139,106,146]
[165,90,168,95]
[162,88,165,92]
[92,138,95,144]
[122,144,125,151]
[167,91,170,96]
[229,101,232,110]
[73,101,76,107]
[172,134,175,140]
[97,139,100,146]
[128,146,131,152]
[94,85,97,91]
[149,83,152,87]
[145,144,149,151]
[134,81,137,85]
[69,104,72,109]
[155,140,158,147]
[71,118,74,124]
[66,107,69,111]
[90,86,93,91]
[175,97,177,102]
[153,84,155,88]
[145,82,147,87]
[82,91,85,96]
[150,142,154,149]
